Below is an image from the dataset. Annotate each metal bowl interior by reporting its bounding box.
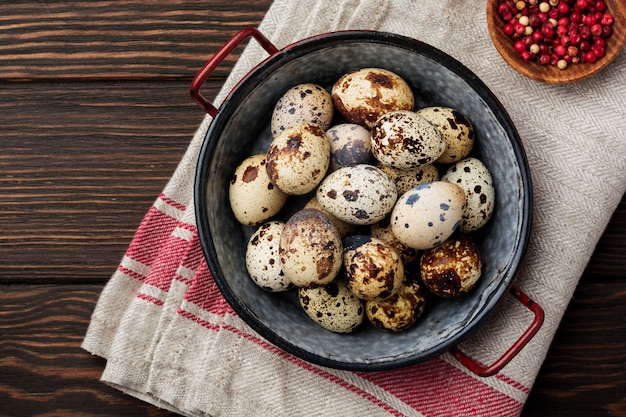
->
[195,31,532,371]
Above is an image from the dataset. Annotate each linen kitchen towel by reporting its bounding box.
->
[82,0,626,416]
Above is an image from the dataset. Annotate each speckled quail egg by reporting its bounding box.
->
[316,164,397,226]
[331,68,414,128]
[245,221,292,292]
[279,208,343,288]
[442,157,495,233]
[416,106,475,164]
[370,217,419,265]
[370,110,445,169]
[325,123,375,172]
[229,154,288,226]
[303,195,357,238]
[390,181,466,250]
[266,122,330,195]
[270,83,334,138]
[343,235,404,301]
[365,267,427,332]
[298,278,365,333]
[420,233,482,298]
[376,162,440,196]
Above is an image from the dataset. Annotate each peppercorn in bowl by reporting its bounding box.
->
[487,0,626,83]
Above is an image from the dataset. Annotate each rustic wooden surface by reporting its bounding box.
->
[1,1,624,416]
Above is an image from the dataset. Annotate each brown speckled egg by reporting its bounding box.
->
[279,209,343,288]
[370,217,419,265]
[325,123,375,172]
[332,68,414,128]
[245,221,292,292]
[316,164,397,226]
[416,106,475,164]
[390,181,466,250]
[420,233,482,298]
[266,122,330,195]
[343,235,404,301]
[271,83,334,138]
[303,195,357,238]
[376,162,440,196]
[371,110,445,169]
[366,268,427,332]
[442,157,495,233]
[299,278,364,333]
[229,154,288,226]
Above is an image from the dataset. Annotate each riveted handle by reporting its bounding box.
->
[450,285,544,377]
[190,27,280,117]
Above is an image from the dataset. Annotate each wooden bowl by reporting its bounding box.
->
[486,0,626,83]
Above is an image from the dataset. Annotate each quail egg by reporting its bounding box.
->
[316,164,398,226]
[279,208,343,288]
[271,83,334,138]
[343,235,404,301]
[365,267,427,332]
[416,106,475,164]
[325,123,375,172]
[331,68,414,128]
[390,181,466,250]
[229,154,288,226]
[370,110,445,169]
[245,221,292,292]
[298,278,365,333]
[442,157,495,233]
[420,233,482,298]
[266,122,330,195]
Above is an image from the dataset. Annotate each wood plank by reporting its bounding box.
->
[0,0,273,80]
[0,285,177,416]
[0,80,211,283]
[0,283,623,416]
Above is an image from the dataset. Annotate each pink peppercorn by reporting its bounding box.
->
[590,23,603,36]
[497,0,615,70]
[601,13,614,26]
[592,44,605,58]
[514,40,527,53]
[585,51,597,63]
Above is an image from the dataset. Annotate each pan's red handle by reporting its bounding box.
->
[190,27,280,117]
[449,285,544,377]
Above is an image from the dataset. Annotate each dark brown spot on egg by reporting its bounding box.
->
[365,71,394,89]
[286,134,302,149]
[342,189,359,202]
[325,282,339,297]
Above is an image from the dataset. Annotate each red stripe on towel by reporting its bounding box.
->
[136,293,165,307]
[356,360,523,417]
[125,206,180,270]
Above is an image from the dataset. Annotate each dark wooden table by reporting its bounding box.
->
[1,1,624,416]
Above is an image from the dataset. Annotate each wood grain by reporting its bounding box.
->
[0,80,208,283]
[0,0,272,80]
[0,286,178,417]
[0,1,625,416]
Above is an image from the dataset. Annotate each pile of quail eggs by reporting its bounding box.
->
[229,68,495,334]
